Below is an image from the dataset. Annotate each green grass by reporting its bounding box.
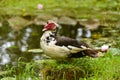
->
[1,50,120,80]
[0,0,120,27]
[1,58,40,80]
[36,53,120,80]
[0,0,120,19]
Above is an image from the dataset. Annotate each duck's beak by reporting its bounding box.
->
[42,28,47,31]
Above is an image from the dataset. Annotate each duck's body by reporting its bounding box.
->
[40,21,110,59]
[40,29,99,59]
[40,31,70,59]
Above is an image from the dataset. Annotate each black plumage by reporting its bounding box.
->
[54,36,99,58]
[55,36,89,48]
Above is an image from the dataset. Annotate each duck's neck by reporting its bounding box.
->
[41,30,57,45]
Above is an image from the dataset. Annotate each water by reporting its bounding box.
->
[0,19,120,68]
[0,24,42,66]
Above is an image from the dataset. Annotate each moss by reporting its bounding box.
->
[36,52,120,80]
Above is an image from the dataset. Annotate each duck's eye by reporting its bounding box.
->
[49,33,55,37]
[50,34,54,37]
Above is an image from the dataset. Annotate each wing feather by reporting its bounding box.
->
[55,36,90,48]
[55,36,99,58]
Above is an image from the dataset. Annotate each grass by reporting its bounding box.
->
[1,59,40,80]
[37,53,120,80]
[0,0,120,80]
[2,49,120,80]
[0,0,120,19]
[0,0,120,29]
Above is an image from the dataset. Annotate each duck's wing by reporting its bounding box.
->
[55,36,99,57]
[55,36,90,48]
[55,36,90,53]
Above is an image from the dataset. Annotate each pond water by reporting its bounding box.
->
[0,18,120,70]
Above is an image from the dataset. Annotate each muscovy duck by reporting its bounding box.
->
[40,21,104,59]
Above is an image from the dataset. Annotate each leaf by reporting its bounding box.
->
[107,48,120,56]
[27,49,43,53]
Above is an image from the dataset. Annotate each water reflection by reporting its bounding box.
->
[0,48,10,65]
[76,28,91,40]
[20,28,32,52]
[0,20,119,67]
[0,41,15,65]
[0,25,42,66]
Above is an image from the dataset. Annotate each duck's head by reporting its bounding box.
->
[42,21,59,32]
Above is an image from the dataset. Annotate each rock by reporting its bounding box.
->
[34,15,58,25]
[78,18,100,30]
[58,16,76,26]
[8,17,33,31]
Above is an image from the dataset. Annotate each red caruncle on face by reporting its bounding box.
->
[42,22,56,31]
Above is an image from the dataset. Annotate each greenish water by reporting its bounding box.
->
[0,20,119,66]
[0,17,120,80]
